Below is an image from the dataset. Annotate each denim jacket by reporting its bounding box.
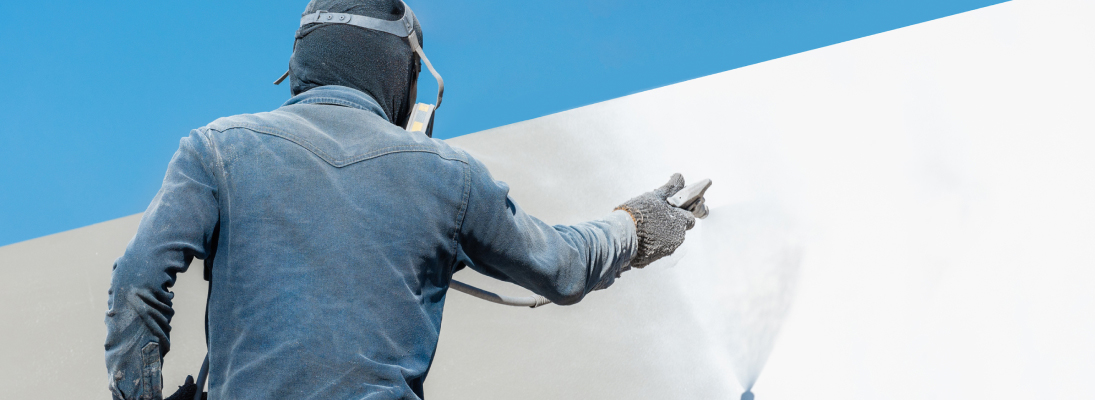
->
[104,85,637,400]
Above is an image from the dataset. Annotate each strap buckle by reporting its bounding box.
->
[311,11,353,24]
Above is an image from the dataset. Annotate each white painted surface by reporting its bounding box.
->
[0,215,209,399]
[436,0,1095,397]
[2,0,1093,398]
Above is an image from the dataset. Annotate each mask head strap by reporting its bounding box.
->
[275,2,444,111]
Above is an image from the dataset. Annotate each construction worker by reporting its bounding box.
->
[103,1,697,399]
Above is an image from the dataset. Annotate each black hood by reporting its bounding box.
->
[289,0,423,127]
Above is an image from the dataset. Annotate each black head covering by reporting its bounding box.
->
[289,0,423,127]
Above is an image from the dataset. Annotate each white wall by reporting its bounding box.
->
[434,0,1095,398]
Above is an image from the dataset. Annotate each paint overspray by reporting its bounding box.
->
[675,202,804,397]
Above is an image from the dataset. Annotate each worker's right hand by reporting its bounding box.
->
[615,173,696,269]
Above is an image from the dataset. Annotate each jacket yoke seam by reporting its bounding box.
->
[206,122,468,167]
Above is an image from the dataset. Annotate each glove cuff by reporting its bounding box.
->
[613,205,640,224]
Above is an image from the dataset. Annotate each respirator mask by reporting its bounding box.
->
[274,1,444,137]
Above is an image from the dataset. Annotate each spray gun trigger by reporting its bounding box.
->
[690,196,709,219]
[667,178,712,219]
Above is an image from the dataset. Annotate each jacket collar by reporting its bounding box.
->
[283,85,391,122]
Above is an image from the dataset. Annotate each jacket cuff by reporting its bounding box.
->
[591,210,639,291]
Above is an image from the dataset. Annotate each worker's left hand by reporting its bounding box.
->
[615,173,696,269]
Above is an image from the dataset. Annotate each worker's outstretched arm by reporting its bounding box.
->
[457,157,694,305]
[104,130,219,400]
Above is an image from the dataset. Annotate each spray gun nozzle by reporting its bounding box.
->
[667,178,712,219]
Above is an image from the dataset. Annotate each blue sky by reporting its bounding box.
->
[0,0,1006,246]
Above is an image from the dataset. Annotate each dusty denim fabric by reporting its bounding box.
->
[104,85,637,400]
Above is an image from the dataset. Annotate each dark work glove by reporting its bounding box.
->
[165,375,207,400]
[615,173,696,269]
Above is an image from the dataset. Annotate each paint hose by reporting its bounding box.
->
[449,279,552,308]
[193,356,208,400]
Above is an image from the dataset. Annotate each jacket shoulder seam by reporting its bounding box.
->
[451,149,473,271]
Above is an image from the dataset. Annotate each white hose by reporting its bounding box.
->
[449,279,552,308]
[194,356,208,400]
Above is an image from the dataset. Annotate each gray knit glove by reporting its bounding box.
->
[615,173,696,269]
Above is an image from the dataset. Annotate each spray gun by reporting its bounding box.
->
[668,178,712,219]
[449,178,713,308]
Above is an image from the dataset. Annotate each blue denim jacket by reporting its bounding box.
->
[104,85,636,400]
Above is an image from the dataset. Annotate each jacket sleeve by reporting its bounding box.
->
[456,156,637,305]
[104,130,220,400]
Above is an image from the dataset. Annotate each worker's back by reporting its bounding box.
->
[104,2,700,399]
[106,82,648,400]
[194,85,466,399]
